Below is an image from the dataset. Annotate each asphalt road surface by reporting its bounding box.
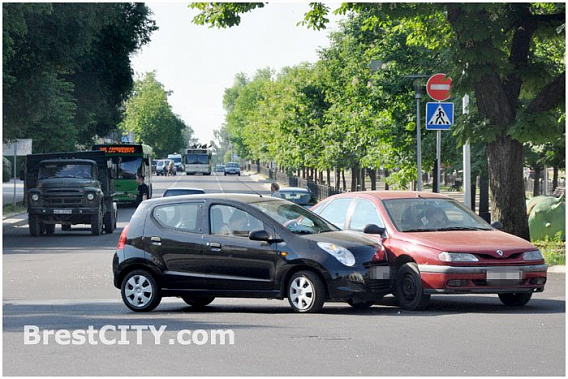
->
[3,173,565,376]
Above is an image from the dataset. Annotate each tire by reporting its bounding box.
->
[44,223,55,236]
[29,214,42,237]
[91,205,103,236]
[121,270,161,312]
[181,296,215,308]
[347,299,375,310]
[287,271,326,313]
[104,210,114,234]
[395,262,431,311]
[498,293,532,306]
[61,224,71,231]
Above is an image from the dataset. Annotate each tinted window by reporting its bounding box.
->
[153,203,201,233]
[210,205,263,238]
[163,189,205,197]
[317,198,352,229]
[118,157,142,179]
[350,199,384,231]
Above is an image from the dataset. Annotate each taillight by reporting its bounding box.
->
[117,224,130,250]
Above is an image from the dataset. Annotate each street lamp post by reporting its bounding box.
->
[406,75,430,191]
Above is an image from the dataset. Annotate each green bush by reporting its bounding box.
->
[534,233,566,266]
[3,157,12,182]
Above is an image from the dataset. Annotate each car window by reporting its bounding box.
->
[350,198,384,231]
[317,198,352,229]
[153,203,201,233]
[210,205,263,238]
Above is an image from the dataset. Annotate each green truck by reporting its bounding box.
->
[22,150,117,236]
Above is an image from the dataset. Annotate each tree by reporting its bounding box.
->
[3,3,157,151]
[191,3,565,239]
[120,72,191,157]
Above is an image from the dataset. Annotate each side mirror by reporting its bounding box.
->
[491,221,503,230]
[249,229,283,243]
[363,224,386,236]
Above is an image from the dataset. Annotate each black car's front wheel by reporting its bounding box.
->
[287,271,325,313]
[498,292,532,306]
[121,270,161,312]
[395,262,431,311]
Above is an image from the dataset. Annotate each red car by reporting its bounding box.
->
[310,191,547,310]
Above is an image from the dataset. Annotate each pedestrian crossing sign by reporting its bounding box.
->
[426,102,454,130]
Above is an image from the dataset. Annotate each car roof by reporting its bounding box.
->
[280,187,310,193]
[327,191,451,200]
[145,193,279,205]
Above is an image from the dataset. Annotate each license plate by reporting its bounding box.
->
[53,209,72,215]
[486,268,522,281]
[370,266,390,280]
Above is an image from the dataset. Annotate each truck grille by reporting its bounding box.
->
[44,189,84,206]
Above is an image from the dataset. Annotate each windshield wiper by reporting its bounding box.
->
[435,226,489,231]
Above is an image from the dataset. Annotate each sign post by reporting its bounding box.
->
[426,73,452,193]
[2,139,33,208]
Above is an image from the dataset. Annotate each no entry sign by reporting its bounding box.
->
[426,73,452,101]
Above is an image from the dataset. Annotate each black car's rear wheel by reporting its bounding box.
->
[121,270,161,312]
[181,296,215,308]
[287,271,325,313]
[395,262,431,311]
[498,293,532,306]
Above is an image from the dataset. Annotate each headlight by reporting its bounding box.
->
[86,193,95,201]
[31,194,39,202]
[317,242,356,267]
[523,250,543,261]
[439,252,479,262]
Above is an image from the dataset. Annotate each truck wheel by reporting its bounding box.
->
[104,210,114,234]
[44,224,55,236]
[29,215,42,237]
[91,205,103,236]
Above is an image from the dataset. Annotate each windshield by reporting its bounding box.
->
[251,200,339,235]
[185,154,210,165]
[383,197,492,232]
[118,156,142,179]
[39,163,93,179]
[279,191,316,206]
[169,157,182,164]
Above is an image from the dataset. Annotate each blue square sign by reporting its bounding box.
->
[426,102,454,130]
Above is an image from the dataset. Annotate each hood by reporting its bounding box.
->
[395,229,536,257]
[38,178,99,189]
[302,230,378,249]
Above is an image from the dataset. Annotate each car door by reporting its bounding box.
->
[203,203,281,292]
[144,201,207,289]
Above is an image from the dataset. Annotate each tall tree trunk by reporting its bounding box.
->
[351,167,357,192]
[553,167,559,192]
[533,166,542,197]
[360,168,366,191]
[368,168,377,190]
[326,169,331,187]
[342,170,346,191]
[384,169,390,191]
[486,136,530,240]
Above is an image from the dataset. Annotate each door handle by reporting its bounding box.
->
[150,236,162,245]
[207,242,221,251]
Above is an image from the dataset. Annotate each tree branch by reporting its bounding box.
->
[526,72,566,113]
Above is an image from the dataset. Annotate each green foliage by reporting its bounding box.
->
[120,72,191,158]
[533,234,566,266]
[190,3,265,28]
[3,3,157,152]
[3,157,12,182]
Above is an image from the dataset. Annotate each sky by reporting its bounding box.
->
[130,2,341,145]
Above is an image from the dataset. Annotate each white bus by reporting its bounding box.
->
[184,146,212,175]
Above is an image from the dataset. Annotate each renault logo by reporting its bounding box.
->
[496,249,504,257]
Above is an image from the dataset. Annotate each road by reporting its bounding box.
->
[3,173,566,376]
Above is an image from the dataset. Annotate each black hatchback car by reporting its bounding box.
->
[113,194,390,313]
